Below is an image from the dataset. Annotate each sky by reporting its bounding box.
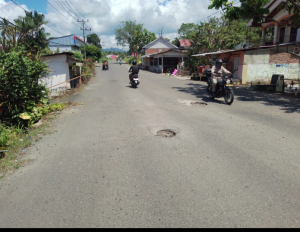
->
[0,0,233,50]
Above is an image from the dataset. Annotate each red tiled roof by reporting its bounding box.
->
[179,39,192,47]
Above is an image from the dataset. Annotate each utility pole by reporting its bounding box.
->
[77,19,91,60]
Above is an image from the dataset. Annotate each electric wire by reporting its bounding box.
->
[56,0,78,20]
[45,0,81,27]
[10,0,66,35]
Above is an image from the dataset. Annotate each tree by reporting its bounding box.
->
[79,44,101,62]
[130,26,156,54]
[185,16,262,72]
[87,33,102,48]
[0,11,49,54]
[172,37,180,46]
[115,20,156,54]
[178,23,199,39]
[209,0,300,26]
[115,20,142,49]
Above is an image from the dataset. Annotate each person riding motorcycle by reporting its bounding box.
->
[128,60,140,84]
[211,59,231,94]
[102,60,108,70]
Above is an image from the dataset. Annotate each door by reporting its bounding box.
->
[233,57,240,79]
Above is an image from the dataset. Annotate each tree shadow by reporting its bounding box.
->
[172,82,300,113]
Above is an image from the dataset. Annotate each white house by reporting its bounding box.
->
[40,52,82,97]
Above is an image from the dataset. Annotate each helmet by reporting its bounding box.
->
[216,59,223,64]
[132,60,137,65]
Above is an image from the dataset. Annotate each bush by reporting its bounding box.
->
[0,46,49,126]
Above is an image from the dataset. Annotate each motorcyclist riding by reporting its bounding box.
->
[128,60,140,84]
[211,59,231,94]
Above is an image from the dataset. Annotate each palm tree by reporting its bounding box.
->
[0,11,49,54]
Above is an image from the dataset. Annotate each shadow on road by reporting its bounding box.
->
[172,82,300,113]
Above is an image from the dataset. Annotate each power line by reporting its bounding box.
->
[65,0,81,19]
[10,0,65,35]
[45,0,81,27]
[68,0,86,19]
[0,16,21,29]
[56,0,78,20]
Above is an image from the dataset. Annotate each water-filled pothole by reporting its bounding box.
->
[157,129,176,138]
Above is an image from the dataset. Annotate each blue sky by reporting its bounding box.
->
[7,0,47,14]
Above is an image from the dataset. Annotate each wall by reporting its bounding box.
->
[220,51,245,80]
[40,54,70,96]
[243,47,300,83]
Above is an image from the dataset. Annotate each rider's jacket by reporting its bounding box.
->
[211,66,231,80]
[129,65,140,75]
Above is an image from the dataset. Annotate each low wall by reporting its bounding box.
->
[245,63,300,83]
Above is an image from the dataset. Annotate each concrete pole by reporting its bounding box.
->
[261,29,266,46]
[161,56,164,73]
[273,23,279,44]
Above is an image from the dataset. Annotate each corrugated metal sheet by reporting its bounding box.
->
[49,34,86,47]
[179,39,192,47]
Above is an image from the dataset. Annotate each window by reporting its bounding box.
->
[290,27,300,42]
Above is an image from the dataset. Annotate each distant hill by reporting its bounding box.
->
[102,48,127,52]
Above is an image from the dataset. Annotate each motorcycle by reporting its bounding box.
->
[205,68,235,105]
[131,74,140,88]
[102,64,109,71]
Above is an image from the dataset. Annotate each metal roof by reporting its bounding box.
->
[192,42,299,57]
[179,39,192,47]
[141,49,187,58]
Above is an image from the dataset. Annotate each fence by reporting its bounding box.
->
[47,75,83,99]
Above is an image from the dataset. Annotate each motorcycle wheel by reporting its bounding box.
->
[224,89,234,105]
[207,86,215,99]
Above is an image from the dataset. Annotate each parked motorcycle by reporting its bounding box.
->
[205,68,235,105]
[131,74,140,88]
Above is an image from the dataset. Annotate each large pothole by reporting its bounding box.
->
[157,129,176,138]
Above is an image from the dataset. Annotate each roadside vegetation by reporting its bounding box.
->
[0,12,94,178]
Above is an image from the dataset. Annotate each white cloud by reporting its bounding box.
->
[1,0,224,50]
[0,0,27,22]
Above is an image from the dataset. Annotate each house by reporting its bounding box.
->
[192,0,300,85]
[246,0,300,45]
[48,34,87,53]
[40,52,83,97]
[140,36,188,73]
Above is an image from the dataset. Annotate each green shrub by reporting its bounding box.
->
[0,127,9,148]
[0,46,49,126]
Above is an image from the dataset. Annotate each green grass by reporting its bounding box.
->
[0,106,65,178]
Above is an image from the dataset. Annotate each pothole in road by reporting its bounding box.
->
[157,129,176,138]
[191,102,208,106]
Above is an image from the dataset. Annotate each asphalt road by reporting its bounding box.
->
[0,61,300,228]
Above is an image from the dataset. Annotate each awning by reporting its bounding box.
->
[192,50,234,57]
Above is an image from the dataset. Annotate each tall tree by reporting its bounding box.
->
[178,23,199,39]
[209,0,300,26]
[0,11,49,54]
[115,20,156,54]
[87,33,102,48]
